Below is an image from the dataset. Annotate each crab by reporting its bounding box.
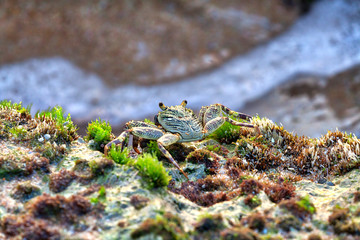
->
[104,101,260,179]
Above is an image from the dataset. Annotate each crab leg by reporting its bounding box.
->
[227,117,261,135]
[104,127,164,156]
[104,130,131,156]
[157,133,189,180]
[216,104,252,120]
[203,117,260,136]
[126,120,160,129]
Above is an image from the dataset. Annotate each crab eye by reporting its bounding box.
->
[159,102,167,110]
[181,100,187,107]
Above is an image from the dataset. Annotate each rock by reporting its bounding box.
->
[317,178,326,184]
[44,134,51,140]
[10,181,41,202]
[326,181,335,187]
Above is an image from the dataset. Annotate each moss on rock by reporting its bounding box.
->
[10,181,41,202]
[131,212,187,240]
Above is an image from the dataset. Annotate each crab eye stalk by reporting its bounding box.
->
[181,100,187,107]
[154,114,160,125]
[159,102,167,110]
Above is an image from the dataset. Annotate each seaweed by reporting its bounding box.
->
[206,143,229,157]
[10,181,41,202]
[220,227,260,240]
[328,207,360,235]
[240,179,263,196]
[107,146,131,165]
[276,214,302,232]
[0,150,50,177]
[144,140,163,158]
[279,196,316,221]
[243,194,262,209]
[242,212,266,232]
[0,101,78,168]
[28,194,92,224]
[88,157,114,176]
[1,215,60,240]
[131,212,187,240]
[90,186,106,204]
[169,180,229,207]
[194,213,225,233]
[207,115,254,144]
[49,169,76,193]
[35,106,78,143]
[107,145,171,189]
[264,181,296,203]
[130,195,150,210]
[72,159,94,181]
[86,118,113,152]
[296,195,316,215]
[0,100,32,140]
[196,175,229,191]
[134,153,171,188]
[328,208,349,226]
[0,100,31,113]
[186,149,220,175]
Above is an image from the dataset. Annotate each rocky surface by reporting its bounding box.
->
[1,101,360,239]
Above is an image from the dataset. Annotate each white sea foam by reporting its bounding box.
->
[0,0,359,125]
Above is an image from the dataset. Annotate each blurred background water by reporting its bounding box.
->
[1,0,359,137]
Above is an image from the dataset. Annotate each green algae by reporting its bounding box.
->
[34,106,78,144]
[86,118,113,151]
[131,211,188,240]
[90,186,106,204]
[297,195,316,215]
[144,140,163,159]
[0,100,30,112]
[10,181,41,202]
[107,146,131,165]
[88,158,114,176]
[106,144,171,188]
[0,101,78,168]
[0,100,32,140]
[0,152,31,176]
[207,115,250,144]
[134,153,171,189]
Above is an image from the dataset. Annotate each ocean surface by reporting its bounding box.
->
[1,0,359,129]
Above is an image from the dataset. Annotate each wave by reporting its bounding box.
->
[1,0,359,125]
